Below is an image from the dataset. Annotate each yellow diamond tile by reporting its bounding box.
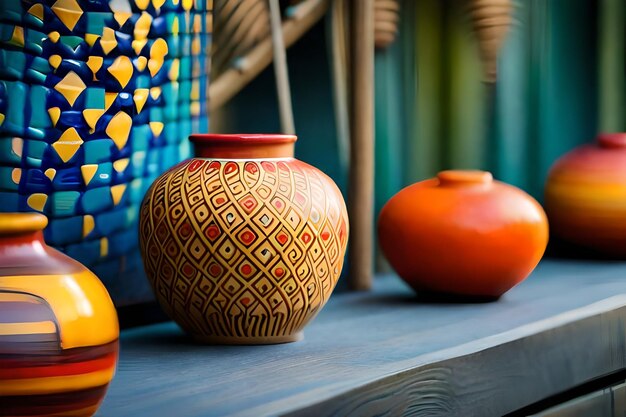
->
[148,59,163,77]
[135,56,148,71]
[10,26,24,47]
[107,56,133,88]
[135,0,150,10]
[83,215,95,237]
[83,109,105,131]
[149,86,161,100]
[191,36,201,55]
[49,55,62,69]
[113,158,129,172]
[113,12,132,27]
[80,164,98,185]
[86,56,103,78]
[54,71,86,107]
[190,80,200,100]
[47,107,61,127]
[182,0,193,11]
[100,237,108,257]
[48,31,60,43]
[11,168,21,185]
[100,27,117,55]
[171,16,179,35]
[190,101,200,116]
[104,92,117,111]
[134,12,152,40]
[12,138,23,157]
[106,111,132,150]
[0,114,4,127]
[153,0,166,9]
[51,0,83,31]
[168,59,179,81]
[133,89,149,113]
[44,168,56,181]
[150,38,168,59]
[52,128,83,163]
[110,184,126,206]
[27,194,48,212]
[27,4,44,20]
[132,39,148,55]
[149,121,164,137]
[85,34,99,46]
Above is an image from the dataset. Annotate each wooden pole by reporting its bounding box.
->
[268,0,295,134]
[209,0,328,111]
[348,0,374,290]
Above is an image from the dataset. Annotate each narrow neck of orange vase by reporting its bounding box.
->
[597,133,626,149]
[190,134,297,159]
[437,170,493,187]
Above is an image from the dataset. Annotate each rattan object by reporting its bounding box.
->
[468,0,513,82]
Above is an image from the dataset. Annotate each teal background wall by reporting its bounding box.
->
[212,0,624,271]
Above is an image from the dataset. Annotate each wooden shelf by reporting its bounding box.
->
[97,260,626,416]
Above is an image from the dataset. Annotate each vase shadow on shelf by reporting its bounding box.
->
[545,238,626,262]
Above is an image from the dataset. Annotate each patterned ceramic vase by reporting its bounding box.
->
[378,170,548,299]
[545,133,626,257]
[139,134,349,344]
[0,0,212,306]
[0,212,118,416]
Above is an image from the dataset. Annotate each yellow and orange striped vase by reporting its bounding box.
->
[0,213,119,416]
[545,133,626,257]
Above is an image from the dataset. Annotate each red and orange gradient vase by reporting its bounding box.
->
[378,170,548,299]
[545,133,626,257]
[0,213,119,417]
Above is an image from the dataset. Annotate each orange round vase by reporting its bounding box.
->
[378,171,548,298]
[139,134,349,344]
[0,213,118,417]
[545,133,626,257]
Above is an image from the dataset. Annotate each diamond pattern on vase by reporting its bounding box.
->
[0,1,212,305]
[139,158,349,341]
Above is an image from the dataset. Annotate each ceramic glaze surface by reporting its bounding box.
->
[139,134,349,344]
[0,212,118,417]
[545,133,626,256]
[378,170,549,298]
[0,0,212,305]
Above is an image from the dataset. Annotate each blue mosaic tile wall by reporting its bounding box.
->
[0,0,212,306]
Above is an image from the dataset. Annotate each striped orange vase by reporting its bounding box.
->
[0,213,119,417]
[545,133,626,257]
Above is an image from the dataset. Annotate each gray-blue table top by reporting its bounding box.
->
[97,260,626,417]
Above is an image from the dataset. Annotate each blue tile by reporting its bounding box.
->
[0,166,20,191]
[65,239,102,266]
[84,139,114,164]
[49,191,80,216]
[52,167,83,191]
[0,192,19,211]
[45,215,84,245]
[81,186,113,214]
[24,168,52,193]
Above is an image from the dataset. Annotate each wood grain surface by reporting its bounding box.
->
[97,260,626,416]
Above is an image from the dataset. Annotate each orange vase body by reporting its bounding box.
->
[545,133,626,256]
[139,134,349,344]
[378,171,548,298]
[0,213,118,417]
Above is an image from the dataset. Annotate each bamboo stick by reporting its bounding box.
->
[268,0,295,134]
[209,0,328,111]
[348,0,375,291]
[328,0,350,171]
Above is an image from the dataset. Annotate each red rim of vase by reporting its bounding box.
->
[597,133,626,149]
[189,134,298,145]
